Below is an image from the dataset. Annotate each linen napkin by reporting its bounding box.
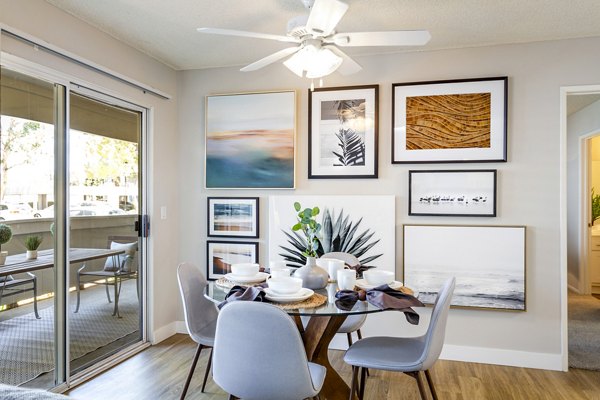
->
[218,285,267,309]
[335,284,424,325]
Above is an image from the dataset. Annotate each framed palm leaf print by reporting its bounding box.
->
[308,85,378,178]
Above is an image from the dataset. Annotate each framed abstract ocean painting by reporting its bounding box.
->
[207,197,259,238]
[308,85,378,178]
[205,90,296,188]
[392,77,507,163]
[403,224,526,311]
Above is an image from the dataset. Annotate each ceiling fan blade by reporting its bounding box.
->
[240,47,300,72]
[197,27,299,43]
[306,0,349,37]
[331,30,431,47]
[326,46,362,76]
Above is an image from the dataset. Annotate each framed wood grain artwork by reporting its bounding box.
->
[308,85,378,178]
[392,77,507,163]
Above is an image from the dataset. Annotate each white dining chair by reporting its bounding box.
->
[212,301,326,400]
[177,262,219,399]
[343,277,456,400]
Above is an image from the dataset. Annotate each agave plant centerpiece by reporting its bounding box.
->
[289,202,329,289]
[279,206,383,275]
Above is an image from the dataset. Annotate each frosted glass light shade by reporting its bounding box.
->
[283,46,342,79]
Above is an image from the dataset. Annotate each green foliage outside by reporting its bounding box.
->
[291,202,321,258]
[0,224,13,251]
[592,188,600,225]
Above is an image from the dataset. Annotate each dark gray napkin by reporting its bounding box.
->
[335,284,424,325]
[218,285,266,309]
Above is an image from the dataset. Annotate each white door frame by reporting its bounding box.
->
[560,84,600,371]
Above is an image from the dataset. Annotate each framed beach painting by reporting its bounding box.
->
[408,170,497,217]
[207,240,259,280]
[392,77,507,163]
[403,225,526,311]
[308,85,378,178]
[205,90,296,188]
[207,197,259,238]
[269,195,395,272]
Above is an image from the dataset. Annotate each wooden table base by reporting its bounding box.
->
[295,315,356,400]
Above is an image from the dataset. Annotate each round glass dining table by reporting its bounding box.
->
[205,281,384,400]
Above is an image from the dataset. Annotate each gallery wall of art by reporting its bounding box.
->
[177,35,600,369]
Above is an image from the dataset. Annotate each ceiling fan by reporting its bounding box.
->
[197,0,430,79]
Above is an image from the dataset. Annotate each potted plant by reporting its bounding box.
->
[290,202,328,289]
[0,224,13,265]
[24,235,43,260]
[592,188,600,226]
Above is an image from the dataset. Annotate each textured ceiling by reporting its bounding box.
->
[46,0,600,71]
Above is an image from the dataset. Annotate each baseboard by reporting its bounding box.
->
[151,321,178,344]
[440,344,563,371]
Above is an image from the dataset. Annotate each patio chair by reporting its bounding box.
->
[75,236,138,318]
[0,273,40,319]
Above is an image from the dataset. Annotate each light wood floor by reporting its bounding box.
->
[67,334,600,400]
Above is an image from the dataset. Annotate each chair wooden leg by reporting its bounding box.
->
[425,370,438,400]
[358,367,367,400]
[347,332,353,347]
[201,348,212,392]
[356,329,363,340]
[349,366,359,400]
[414,371,429,400]
[180,344,203,400]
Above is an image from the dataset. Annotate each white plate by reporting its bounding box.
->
[264,288,314,303]
[225,272,269,283]
[355,279,403,291]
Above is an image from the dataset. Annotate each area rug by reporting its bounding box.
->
[568,294,600,370]
[0,282,139,386]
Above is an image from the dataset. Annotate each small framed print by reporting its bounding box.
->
[392,77,507,163]
[309,85,378,178]
[206,240,259,280]
[408,170,497,217]
[207,197,259,238]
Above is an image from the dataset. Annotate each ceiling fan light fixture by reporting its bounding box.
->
[283,45,343,78]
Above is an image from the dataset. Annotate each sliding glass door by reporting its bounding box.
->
[0,65,146,390]
[68,91,143,376]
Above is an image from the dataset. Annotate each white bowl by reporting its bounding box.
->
[268,277,303,295]
[270,268,291,279]
[231,263,260,277]
[363,270,395,286]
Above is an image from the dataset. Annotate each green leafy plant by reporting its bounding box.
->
[291,202,321,258]
[24,235,43,251]
[0,224,13,251]
[280,206,383,268]
[333,128,366,166]
[593,188,600,225]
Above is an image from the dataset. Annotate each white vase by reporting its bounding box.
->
[26,250,38,260]
[0,250,7,265]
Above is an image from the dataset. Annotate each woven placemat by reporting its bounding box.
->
[273,293,327,310]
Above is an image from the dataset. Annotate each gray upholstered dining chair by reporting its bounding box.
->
[212,301,326,400]
[177,262,219,399]
[321,252,367,347]
[344,277,456,400]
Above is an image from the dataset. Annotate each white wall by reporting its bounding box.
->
[0,0,181,340]
[566,99,600,291]
[178,36,600,370]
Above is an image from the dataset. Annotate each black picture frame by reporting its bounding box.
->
[308,85,379,179]
[392,77,508,164]
[206,240,259,280]
[408,169,497,217]
[207,197,259,238]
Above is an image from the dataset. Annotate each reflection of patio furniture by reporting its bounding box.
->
[0,248,127,320]
[75,236,138,318]
[0,273,40,319]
